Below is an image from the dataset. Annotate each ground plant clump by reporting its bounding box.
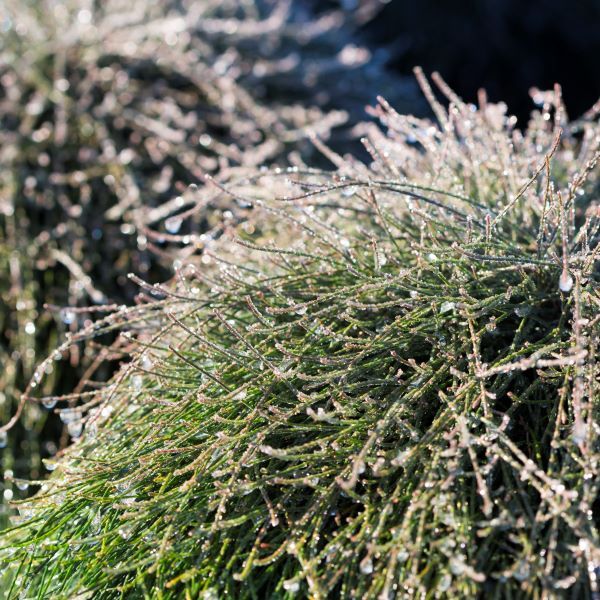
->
[0,0,415,524]
[2,75,600,597]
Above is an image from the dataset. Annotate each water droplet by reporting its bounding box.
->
[24,322,35,335]
[87,420,97,439]
[514,305,531,318]
[165,217,182,234]
[485,317,497,332]
[438,573,452,592]
[513,560,530,581]
[42,398,57,410]
[559,271,573,293]
[141,355,153,370]
[132,374,143,392]
[115,480,130,493]
[392,450,410,466]
[92,511,102,532]
[77,8,92,24]
[59,408,80,424]
[360,557,374,574]
[440,301,455,313]
[283,579,300,593]
[572,419,587,445]
[199,134,212,147]
[449,556,465,575]
[0,431,7,448]
[61,309,75,325]
[68,420,83,439]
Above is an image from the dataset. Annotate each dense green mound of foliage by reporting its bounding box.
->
[2,75,600,598]
[0,0,415,522]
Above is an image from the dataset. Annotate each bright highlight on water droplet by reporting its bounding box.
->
[485,317,497,332]
[559,271,573,293]
[440,301,455,313]
[437,573,452,592]
[61,309,75,325]
[360,557,374,574]
[60,408,79,424]
[43,459,57,471]
[132,374,143,392]
[68,420,83,439]
[141,355,153,370]
[15,479,29,491]
[165,217,182,234]
[283,579,300,593]
[514,305,531,318]
[42,398,57,410]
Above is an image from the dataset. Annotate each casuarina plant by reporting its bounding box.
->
[2,72,599,598]
[0,0,415,524]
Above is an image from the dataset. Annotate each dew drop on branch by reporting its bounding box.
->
[165,217,182,234]
[283,580,300,594]
[60,309,75,325]
[359,557,374,574]
[68,419,83,439]
[440,301,455,313]
[132,374,143,392]
[559,271,573,293]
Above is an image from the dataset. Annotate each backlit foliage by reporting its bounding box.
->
[2,74,599,597]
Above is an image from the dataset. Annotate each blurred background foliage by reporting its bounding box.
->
[0,0,417,525]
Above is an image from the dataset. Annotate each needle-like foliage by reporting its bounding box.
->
[2,74,600,598]
[0,0,415,524]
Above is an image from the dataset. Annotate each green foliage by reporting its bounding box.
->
[2,75,599,598]
[0,0,415,526]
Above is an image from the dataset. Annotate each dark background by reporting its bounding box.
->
[343,0,600,125]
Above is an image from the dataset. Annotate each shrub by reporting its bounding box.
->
[2,73,599,598]
[0,0,415,524]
